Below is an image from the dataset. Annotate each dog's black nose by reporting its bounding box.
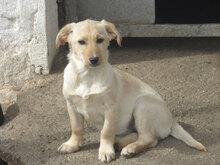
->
[89,56,99,66]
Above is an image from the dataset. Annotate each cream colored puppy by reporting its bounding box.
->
[56,20,206,163]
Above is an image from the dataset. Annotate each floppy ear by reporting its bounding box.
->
[56,23,75,49]
[101,20,122,46]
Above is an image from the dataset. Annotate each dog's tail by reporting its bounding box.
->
[170,122,207,151]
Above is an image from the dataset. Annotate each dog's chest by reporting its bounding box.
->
[71,95,107,127]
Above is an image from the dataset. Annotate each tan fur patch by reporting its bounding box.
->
[56,23,74,48]
[81,37,103,66]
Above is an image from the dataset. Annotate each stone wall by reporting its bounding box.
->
[0,0,58,89]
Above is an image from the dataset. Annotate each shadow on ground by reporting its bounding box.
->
[3,104,19,125]
[51,37,220,73]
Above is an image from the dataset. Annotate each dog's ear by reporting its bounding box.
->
[101,20,122,47]
[56,23,75,49]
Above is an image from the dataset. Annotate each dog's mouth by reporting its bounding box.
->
[89,62,100,68]
[90,64,98,67]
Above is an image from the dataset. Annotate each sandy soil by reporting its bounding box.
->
[0,38,219,165]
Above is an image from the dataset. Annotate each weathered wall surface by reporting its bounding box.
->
[0,0,58,104]
[0,0,58,88]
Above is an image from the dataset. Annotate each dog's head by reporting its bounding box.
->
[56,20,122,67]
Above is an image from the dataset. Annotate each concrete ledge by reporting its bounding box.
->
[118,24,220,37]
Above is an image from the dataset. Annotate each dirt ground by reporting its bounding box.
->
[0,38,219,165]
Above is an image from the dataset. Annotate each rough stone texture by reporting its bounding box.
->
[0,0,58,89]
[0,0,32,87]
[0,38,219,165]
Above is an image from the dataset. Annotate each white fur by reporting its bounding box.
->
[62,48,176,141]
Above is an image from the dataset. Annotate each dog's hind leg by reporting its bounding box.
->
[120,133,157,157]
[115,133,138,151]
[121,97,160,157]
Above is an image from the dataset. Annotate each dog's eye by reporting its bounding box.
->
[78,40,86,45]
[97,38,104,44]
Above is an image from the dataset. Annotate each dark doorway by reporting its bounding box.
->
[156,0,220,24]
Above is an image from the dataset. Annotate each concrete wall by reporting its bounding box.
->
[65,0,155,24]
[46,0,59,71]
[77,0,155,24]
[0,0,58,89]
[64,0,220,37]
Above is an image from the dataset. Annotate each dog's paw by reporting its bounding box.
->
[57,142,79,154]
[121,145,137,158]
[99,148,115,163]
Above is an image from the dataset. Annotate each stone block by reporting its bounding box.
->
[0,0,58,89]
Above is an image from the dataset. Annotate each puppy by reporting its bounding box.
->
[56,20,206,163]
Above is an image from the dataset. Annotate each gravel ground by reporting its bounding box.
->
[0,38,219,165]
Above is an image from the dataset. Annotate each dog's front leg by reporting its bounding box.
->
[58,102,84,153]
[99,110,116,163]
